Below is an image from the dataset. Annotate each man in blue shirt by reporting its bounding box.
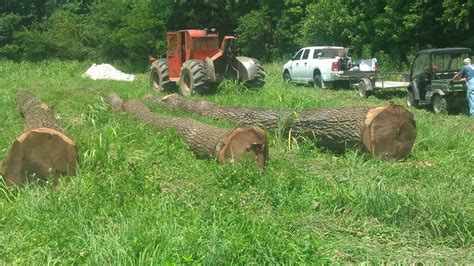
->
[452,58,474,116]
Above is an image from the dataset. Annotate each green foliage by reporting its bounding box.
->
[110,2,167,63]
[1,1,473,64]
[300,0,355,46]
[13,28,56,60]
[0,13,22,58]
[440,0,473,31]
[235,10,272,61]
[236,1,307,61]
[273,3,305,59]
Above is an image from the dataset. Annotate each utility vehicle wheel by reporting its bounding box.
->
[149,59,174,91]
[245,58,266,88]
[432,94,448,114]
[179,59,210,96]
[283,71,291,83]
[313,72,324,88]
[358,78,373,98]
[406,90,418,108]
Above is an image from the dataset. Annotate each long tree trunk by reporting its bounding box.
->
[106,93,268,168]
[145,93,416,160]
[2,91,77,186]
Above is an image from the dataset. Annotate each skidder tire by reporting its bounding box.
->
[179,59,210,96]
[245,58,266,88]
[150,59,174,91]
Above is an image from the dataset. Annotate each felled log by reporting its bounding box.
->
[145,93,416,160]
[106,93,268,168]
[2,91,77,186]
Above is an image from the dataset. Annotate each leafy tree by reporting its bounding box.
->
[235,0,307,61]
[0,0,472,66]
[0,13,23,58]
[300,0,356,47]
[235,10,272,61]
[47,4,88,59]
[109,1,168,62]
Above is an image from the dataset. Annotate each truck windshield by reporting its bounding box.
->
[321,49,347,58]
[412,54,430,77]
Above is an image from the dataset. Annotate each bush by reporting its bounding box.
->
[0,13,23,59]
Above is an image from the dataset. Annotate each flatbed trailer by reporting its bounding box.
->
[337,71,409,97]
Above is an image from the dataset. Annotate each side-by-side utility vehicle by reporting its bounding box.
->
[407,47,472,114]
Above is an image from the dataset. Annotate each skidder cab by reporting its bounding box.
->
[150,29,265,96]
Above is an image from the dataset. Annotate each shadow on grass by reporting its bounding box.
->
[370,89,406,100]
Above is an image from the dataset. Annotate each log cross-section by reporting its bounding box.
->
[106,93,269,168]
[2,91,77,186]
[145,93,416,160]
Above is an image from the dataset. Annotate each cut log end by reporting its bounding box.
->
[218,126,269,168]
[362,104,416,160]
[2,127,77,186]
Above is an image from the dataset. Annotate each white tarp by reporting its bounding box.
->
[82,63,135,81]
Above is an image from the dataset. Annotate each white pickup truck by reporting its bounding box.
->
[282,46,377,88]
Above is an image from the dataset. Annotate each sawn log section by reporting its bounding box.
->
[2,91,77,186]
[107,93,268,168]
[145,93,416,160]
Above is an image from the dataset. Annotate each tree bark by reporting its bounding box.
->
[2,91,77,186]
[106,93,269,168]
[145,93,416,160]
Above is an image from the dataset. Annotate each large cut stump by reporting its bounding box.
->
[107,93,269,168]
[2,91,77,186]
[145,93,416,160]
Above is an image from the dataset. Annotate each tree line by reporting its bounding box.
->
[0,0,472,69]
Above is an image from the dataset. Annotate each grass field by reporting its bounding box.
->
[1,60,473,264]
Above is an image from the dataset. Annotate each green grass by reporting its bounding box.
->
[0,60,473,264]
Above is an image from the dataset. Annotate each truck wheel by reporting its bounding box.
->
[244,58,266,88]
[432,94,448,114]
[179,59,210,96]
[313,73,324,88]
[358,78,373,98]
[406,90,418,108]
[149,59,174,91]
[283,71,291,83]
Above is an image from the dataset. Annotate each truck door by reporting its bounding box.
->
[289,49,304,80]
[293,49,311,80]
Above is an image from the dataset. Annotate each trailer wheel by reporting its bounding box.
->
[179,59,210,96]
[432,94,448,114]
[358,78,373,98]
[149,59,174,91]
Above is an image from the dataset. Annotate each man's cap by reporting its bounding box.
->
[464,58,471,64]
